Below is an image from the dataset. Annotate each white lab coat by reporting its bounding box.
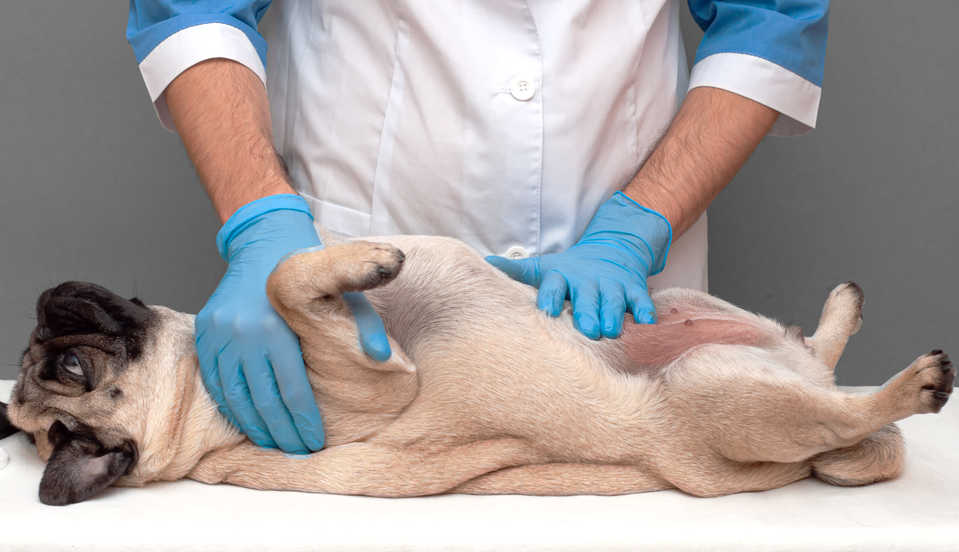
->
[260,0,708,290]
[139,0,823,292]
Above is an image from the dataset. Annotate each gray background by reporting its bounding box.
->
[0,2,955,384]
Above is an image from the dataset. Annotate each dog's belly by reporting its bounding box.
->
[619,314,771,376]
[369,236,778,382]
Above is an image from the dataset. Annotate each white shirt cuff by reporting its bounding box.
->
[688,52,822,137]
[138,23,267,132]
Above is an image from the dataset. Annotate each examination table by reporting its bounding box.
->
[1,380,956,551]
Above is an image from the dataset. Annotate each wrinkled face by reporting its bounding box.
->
[2,281,158,505]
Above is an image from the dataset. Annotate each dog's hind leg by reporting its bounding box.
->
[808,282,864,371]
[647,352,920,496]
[266,241,419,446]
[189,437,544,497]
[668,459,813,498]
[452,463,671,495]
[811,423,905,486]
[660,348,952,469]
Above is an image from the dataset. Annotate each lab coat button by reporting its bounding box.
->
[505,246,529,259]
[509,76,536,101]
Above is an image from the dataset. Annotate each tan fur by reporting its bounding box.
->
[7,236,954,498]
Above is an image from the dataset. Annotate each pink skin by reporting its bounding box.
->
[619,307,772,374]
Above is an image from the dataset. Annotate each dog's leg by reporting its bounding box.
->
[659,348,952,473]
[671,460,813,498]
[452,463,671,495]
[810,423,904,486]
[189,438,543,497]
[870,350,954,417]
[266,241,419,446]
[808,282,864,371]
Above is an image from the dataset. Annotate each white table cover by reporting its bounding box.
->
[1,380,957,551]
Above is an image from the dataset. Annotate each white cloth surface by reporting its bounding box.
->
[1,379,957,551]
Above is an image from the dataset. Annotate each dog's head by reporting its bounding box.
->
[1,281,196,505]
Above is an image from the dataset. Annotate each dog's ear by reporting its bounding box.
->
[38,420,137,506]
[0,402,19,440]
[38,282,154,359]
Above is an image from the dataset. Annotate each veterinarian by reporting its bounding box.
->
[126,1,829,454]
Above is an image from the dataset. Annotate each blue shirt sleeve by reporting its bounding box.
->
[126,0,272,66]
[688,0,829,86]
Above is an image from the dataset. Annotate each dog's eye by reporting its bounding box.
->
[58,351,84,378]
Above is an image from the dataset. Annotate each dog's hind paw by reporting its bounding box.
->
[917,350,954,413]
[880,350,954,417]
[894,350,955,414]
[827,282,864,335]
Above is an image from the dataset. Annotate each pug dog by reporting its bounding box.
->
[1,235,953,505]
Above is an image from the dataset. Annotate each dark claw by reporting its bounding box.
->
[934,391,950,400]
[931,349,943,355]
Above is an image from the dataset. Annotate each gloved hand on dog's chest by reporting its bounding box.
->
[195,194,391,454]
[486,191,671,340]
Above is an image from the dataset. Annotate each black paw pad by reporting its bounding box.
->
[931,390,951,411]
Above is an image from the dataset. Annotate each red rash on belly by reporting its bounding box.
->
[618,316,770,375]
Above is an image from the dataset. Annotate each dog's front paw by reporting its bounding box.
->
[344,241,406,291]
[268,241,407,310]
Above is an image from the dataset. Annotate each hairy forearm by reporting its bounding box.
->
[165,59,293,223]
[623,87,778,237]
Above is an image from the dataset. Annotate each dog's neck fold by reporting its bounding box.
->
[166,355,246,481]
[121,317,245,486]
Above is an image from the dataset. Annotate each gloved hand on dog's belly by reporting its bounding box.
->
[195,194,392,454]
[487,191,672,340]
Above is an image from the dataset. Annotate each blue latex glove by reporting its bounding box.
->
[486,191,671,339]
[195,194,391,453]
